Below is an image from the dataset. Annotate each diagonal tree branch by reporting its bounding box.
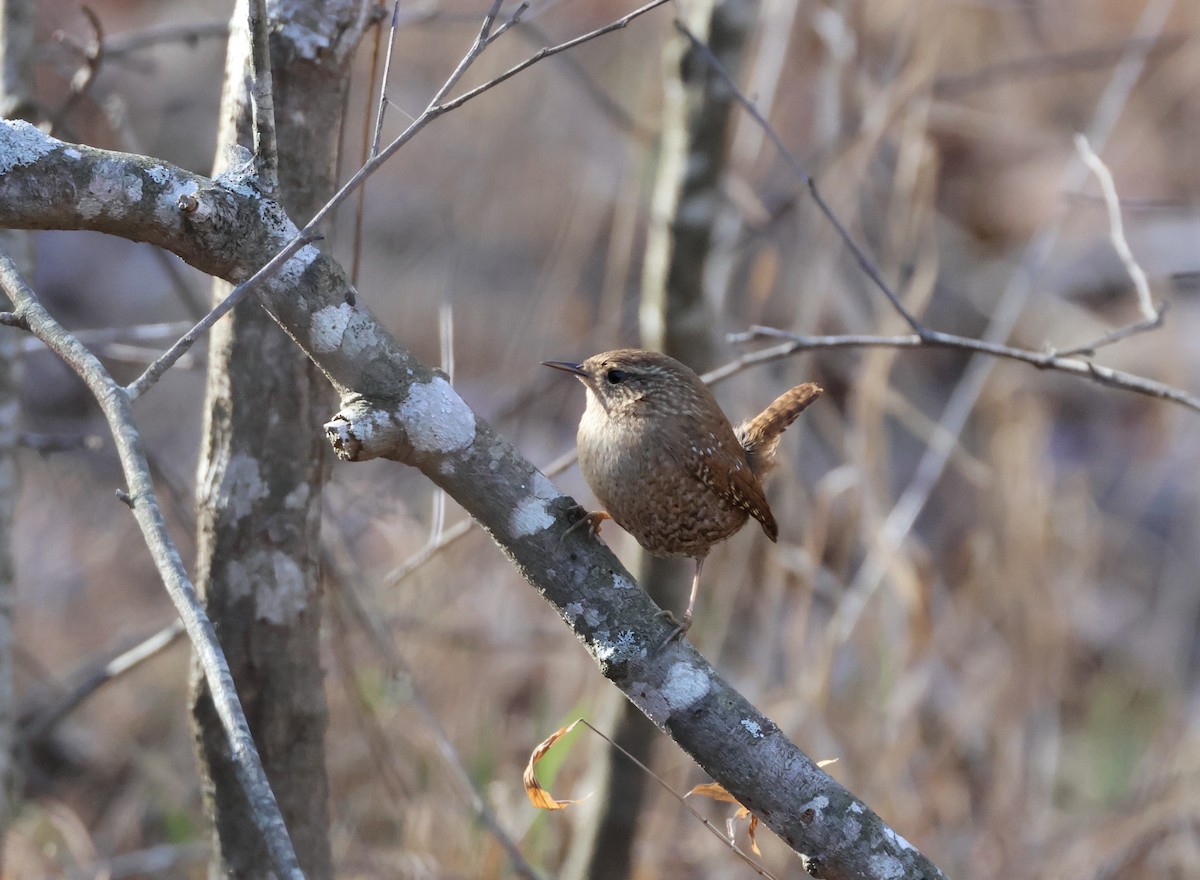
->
[0,127,945,880]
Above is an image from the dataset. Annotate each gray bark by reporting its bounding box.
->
[190,2,366,878]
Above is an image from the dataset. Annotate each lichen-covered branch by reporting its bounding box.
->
[0,123,944,879]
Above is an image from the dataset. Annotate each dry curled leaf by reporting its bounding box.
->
[524,720,588,810]
[687,781,740,803]
[686,761,836,858]
[686,782,761,854]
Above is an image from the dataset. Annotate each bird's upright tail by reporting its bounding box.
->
[736,382,823,478]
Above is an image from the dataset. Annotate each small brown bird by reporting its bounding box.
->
[543,349,821,644]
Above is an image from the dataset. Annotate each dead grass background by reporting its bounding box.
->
[7,0,1200,877]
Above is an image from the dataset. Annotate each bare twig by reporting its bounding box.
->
[726,327,1200,413]
[827,0,1180,644]
[352,7,388,286]
[0,254,305,880]
[20,620,184,745]
[247,0,279,191]
[672,17,925,334]
[125,0,666,401]
[420,0,522,115]
[568,719,780,879]
[123,230,323,401]
[1059,133,1164,356]
[50,6,105,136]
[679,0,1180,649]
[432,0,665,116]
[369,1,402,158]
[332,559,545,880]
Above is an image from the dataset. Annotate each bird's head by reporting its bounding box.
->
[542,348,707,421]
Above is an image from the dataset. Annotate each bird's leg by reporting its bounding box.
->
[658,557,705,649]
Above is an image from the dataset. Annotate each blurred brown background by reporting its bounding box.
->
[7,0,1200,877]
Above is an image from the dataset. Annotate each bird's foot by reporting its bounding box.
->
[654,609,692,652]
[558,508,612,549]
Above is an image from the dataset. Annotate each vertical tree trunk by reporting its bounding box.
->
[191,2,367,877]
[639,0,758,367]
[581,3,758,877]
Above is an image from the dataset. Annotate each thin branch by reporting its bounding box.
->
[123,230,323,401]
[678,0,1179,653]
[66,20,229,60]
[726,327,1200,413]
[432,0,665,115]
[247,0,279,192]
[421,0,513,113]
[1076,130,1157,319]
[49,6,105,136]
[20,620,184,745]
[826,0,1181,645]
[0,254,305,880]
[332,557,545,880]
[574,719,780,879]
[369,1,402,157]
[124,0,664,401]
[672,17,925,334]
[352,8,388,285]
[1059,133,1164,356]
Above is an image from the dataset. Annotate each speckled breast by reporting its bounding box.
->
[576,416,752,559]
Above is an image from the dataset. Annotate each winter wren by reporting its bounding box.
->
[543,349,822,644]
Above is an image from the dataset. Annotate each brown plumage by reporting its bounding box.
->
[543,348,822,644]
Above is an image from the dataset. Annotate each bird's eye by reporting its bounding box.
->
[606,369,627,385]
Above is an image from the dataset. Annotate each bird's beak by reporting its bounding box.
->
[541,360,587,378]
